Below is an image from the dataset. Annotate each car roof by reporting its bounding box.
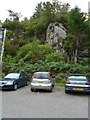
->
[35,72,49,74]
[69,74,85,76]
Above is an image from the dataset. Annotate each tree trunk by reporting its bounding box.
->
[74,35,79,63]
[73,50,74,61]
[74,48,78,63]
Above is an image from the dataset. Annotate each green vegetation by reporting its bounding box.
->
[1,1,89,85]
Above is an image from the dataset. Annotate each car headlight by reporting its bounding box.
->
[6,81,13,85]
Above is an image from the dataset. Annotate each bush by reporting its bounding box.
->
[45,52,62,62]
[55,73,65,83]
[68,63,88,74]
[3,40,88,85]
[16,40,54,63]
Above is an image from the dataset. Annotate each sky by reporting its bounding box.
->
[0,0,90,22]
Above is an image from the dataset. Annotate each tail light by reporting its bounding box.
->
[48,74,50,80]
[86,81,90,85]
[32,73,35,80]
[66,81,70,84]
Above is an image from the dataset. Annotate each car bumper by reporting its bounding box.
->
[31,83,52,90]
[65,85,90,93]
[0,85,14,90]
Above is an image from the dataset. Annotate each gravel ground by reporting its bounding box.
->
[1,86,89,118]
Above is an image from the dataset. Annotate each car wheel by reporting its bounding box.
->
[14,84,18,90]
[65,89,69,94]
[26,80,29,86]
[31,88,34,92]
[49,87,53,93]
[86,92,90,95]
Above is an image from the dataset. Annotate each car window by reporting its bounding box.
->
[68,76,87,81]
[20,73,25,78]
[4,73,20,79]
[34,73,48,79]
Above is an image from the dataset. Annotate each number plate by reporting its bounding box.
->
[73,88,83,91]
[37,82,44,84]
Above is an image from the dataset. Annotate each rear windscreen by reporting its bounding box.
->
[34,73,48,79]
[68,78,87,81]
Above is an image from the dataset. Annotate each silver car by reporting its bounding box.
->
[31,72,54,92]
[65,74,90,94]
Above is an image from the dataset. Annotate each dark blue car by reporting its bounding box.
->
[0,72,29,90]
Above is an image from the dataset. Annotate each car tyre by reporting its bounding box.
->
[86,92,90,95]
[14,84,18,90]
[26,80,29,86]
[49,87,53,93]
[31,88,34,92]
[65,89,69,94]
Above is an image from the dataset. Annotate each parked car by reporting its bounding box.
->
[0,72,29,90]
[65,74,90,94]
[31,72,54,92]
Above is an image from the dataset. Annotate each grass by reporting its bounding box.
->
[55,82,65,86]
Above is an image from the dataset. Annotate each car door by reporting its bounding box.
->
[22,73,28,85]
[21,73,28,86]
[18,73,25,86]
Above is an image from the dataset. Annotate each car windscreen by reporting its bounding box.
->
[4,73,20,79]
[68,78,87,81]
[34,73,48,79]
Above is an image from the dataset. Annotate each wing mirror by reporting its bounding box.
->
[20,76,22,79]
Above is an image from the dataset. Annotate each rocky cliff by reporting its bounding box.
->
[46,22,66,54]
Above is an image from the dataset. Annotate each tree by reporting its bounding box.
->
[33,2,43,19]
[3,11,25,54]
[7,10,22,21]
[64,33,75,62]
[67,7,87,63]
[84,18,90,64]
[31,1,69,42]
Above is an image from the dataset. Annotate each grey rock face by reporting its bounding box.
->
[46,22,66,52]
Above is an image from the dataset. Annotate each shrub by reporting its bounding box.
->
[55,73,65,83]
[45,52,62,62]
[68,63,87,74]
[16,40,54,63]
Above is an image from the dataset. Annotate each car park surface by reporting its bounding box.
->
[1,86,88,118]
